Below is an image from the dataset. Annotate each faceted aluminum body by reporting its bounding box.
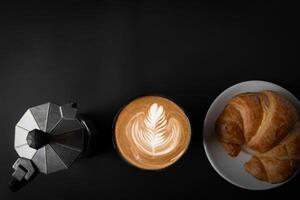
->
[14,103,84,174]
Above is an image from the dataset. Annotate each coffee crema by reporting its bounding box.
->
[114,96,191,170]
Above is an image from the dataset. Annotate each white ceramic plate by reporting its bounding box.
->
[203,80,300,190]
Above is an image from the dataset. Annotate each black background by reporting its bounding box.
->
[0,1,299,199]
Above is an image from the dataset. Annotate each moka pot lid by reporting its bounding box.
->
[14,103,85,174]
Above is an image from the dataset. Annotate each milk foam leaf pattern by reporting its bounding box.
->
[130,103,181,156]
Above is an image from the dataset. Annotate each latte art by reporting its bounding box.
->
[114,96,191,170]
[128,103,181,157]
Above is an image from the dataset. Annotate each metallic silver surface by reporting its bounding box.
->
[10,158,38,192]
[31,147,47,174]
[50,143,81,167]
[14,103,87,175]
[15,110,39,159]
[60,105,77,119]
[12,158,35,180]
[16,110,39,131]
[50,118,83,135]
[15,144,37,160]
[46,103,61,133]
[45,145,67,173]
[51,129,84,151]
[12,167,26,181]
[15,126,29,147]
[29,103,50,132]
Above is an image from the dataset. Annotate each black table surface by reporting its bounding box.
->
[0,1,299,199]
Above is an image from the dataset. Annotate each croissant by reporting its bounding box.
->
[215,90,300,183]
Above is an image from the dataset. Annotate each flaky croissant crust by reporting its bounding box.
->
[215,91,300,183]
